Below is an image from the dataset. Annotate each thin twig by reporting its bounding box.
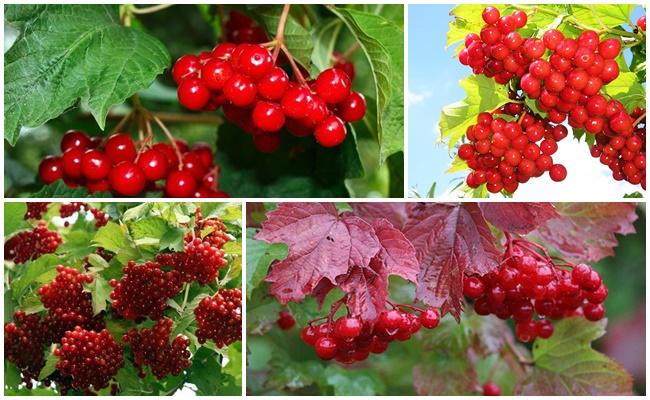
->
[130,4,173,14]
[282,45,307,86]
[152,115,184,170]
[341,42,361,59]
[272,4,292,62]
[632,111,646,127]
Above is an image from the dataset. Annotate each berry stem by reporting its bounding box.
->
[632,111,646,127]
[272,4,292,62]
[327,295,348,323]
[181,283,191,311]
[110,111,132,135]
[340,42,361,60]
[151,114,184,169]
[129,4,174,15]
[281,44,308,86]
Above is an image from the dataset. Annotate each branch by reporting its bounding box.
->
[272,4,292,62]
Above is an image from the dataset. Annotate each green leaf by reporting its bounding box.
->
[222,241,242,285]
[58,229,95,260]
[4,4,170,144]
[570,4,635,28]
[38,351,58,381]
[4,203,28,236]
[10,254,60,300]
[223,343,243,386]
[516,317,633,395]
[93,221,140,264]
[197,202,242,225]
[246,229,288,299]
[129,216,170,245]
[250,6,313,69]
[121,203,154,222]
[86,275,110,315]
[86,253,110,272]
[329,7,404,162]
[324,364,386,395]
[601,71,646,111]
[28,181,113,198]
[311,18,343,71]
[439,75,510,150]
[159,227,185,252]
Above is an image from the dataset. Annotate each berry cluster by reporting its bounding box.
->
[458,7,646,191]
[25,202,50,220]
[54,327,124,392]
[157,237,228,285]
[4,223,62,264]
[463,237,608,342]
[38,129,229,197]
[459,103,568,193]
[191,208,231,249]
[4,311,48,386]
[194,288,242,347]
[110,261,183,320]
[122,318,191,379]
[172,40,366,151]
[301,306,440,364]
[38,266,97,339]
[59,202,110,228]
[591,108,646,188]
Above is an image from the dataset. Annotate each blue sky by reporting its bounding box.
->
[407,4,646,199]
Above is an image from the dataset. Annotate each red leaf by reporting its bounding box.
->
[480,203,558,234]
[403,203,500,320]
[255,203,379,304]
[350,203,412,229]
[337,259,389,323]
[533,203,638,262]
[371,218,419,281]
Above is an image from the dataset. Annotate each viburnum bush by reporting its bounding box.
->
[4,202,242,396]
[5,4,404,198]
[247,202,643,395]
[440,5,646,197]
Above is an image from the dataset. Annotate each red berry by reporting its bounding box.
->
[201,59,233,90]
[257,67,289,100]
[172,55,200,83]
[583,303,605,321]
[301,326,318,345]
[337,92,366,122]
[419,307,440,329]
[61,130,91,152]
[224,74,257,107]
[237,45,273,79]
[108,162,146,196]
[178,78,210,110]
[463,276,485,298]
[104,133,136,164]
[549,164,567,182]
[165,170,197,197]
[334,317,363,339]
[314,116,347,147]
[314,337,338,360]
[39,156,64,184]
[137,149,169,181]
[482,6,500,24]
[598,38,621,59]
[252,101,286,132]
[638,15,646,31]
[315,68,352,104]
[281,85,315,119]
[81,149,111,180]
[61,147,85,179]
[483,382,501,396]
[277,311,296,330]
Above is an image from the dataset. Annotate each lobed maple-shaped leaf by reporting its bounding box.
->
[403,203,500,320]
[515,318,633,395]
[532,203,638,262]
[480,203,558,235]
[350,203,412,230]
[4,4,170,145]
[255,203,379,304]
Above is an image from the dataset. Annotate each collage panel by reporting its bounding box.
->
[4,202,242,395]
[246,201,645,395]
[4,3,404,199]
[408,4,646,199]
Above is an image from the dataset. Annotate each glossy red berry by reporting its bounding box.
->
[104,133,136,164]
[181,152,208,181]
[252,101,286,132]
[178,78,210,110]
[201,59,233,90]
[257,67,289,100]
[483,382,501,396]
[337,92,366,122]
[463,276,485,298]
[277,311,295,330]
[314,337,338,360]
[81,149,111,180]
[583,303,605,321]
[172,55,200,83]
[223,74,257,107]
[39,156,64,184]
[237,45,273,79]
[549,164,567,182]
[301,326,319,346]
[61,147,85,179]
[281,85,315,119]
[61,130,91,152]
[137,149,169,181]
[333,317,362,339]
[108,162,146,196]
[166,170,197,197]
[314,68,352,104]
[314,116,347,147]
[419,307,440,329]
[482,7,500,24]
[638,15,646,31]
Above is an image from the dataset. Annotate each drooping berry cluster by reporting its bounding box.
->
[109,261,183,320]
[172,37,366,151]
[4,311,49,386]
[457,7,646,192]
[59,202,110,228]
[4,223,62,264]
[24,202,50,220]
[192,208,231,249]
[459,103,568,193]
[37,129,229,198]
[194,288,242,347]
[122,318,191,379]
[591,108,646,188]
[54,327,124,392]
[463,237,608,343]
[301,306,440,364]
[157,237,228,285]
[38,266,98,340]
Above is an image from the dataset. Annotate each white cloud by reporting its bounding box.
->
[408,89,431,105]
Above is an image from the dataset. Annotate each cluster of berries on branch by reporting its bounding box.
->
[38,129,228,197]
[172,12,366,152]
[463,235,608,343]
[122,318,191,379]
[4,311,49,387]
[24,202,50,220]
[54,327,124,392]
[194,288,242,347]
[110,261,183,320]
[457,6,646,191]
[459,102,569,193]
[4,223,62,264]
[59,202,110,228]
[299,299,441,364]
